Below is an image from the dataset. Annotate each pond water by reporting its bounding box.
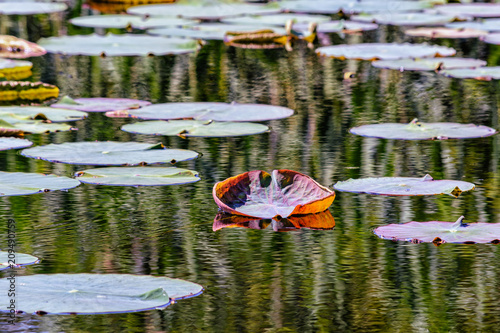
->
[2,2,500,332]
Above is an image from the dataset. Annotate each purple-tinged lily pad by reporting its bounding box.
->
[405,27,488,39]
[440,67,500,80]
[70,15,194,30]
[374,216,500,245]
[435,4,500,18]
[51,96,151,112]
[316,43,456,61]
[293,20,378,34]
[21,141,199,166]
[0,2,67,15]
[0,59,32,80]
[0,35,45,59]
[0,251,39,270]
[105,102,294,122]
[446,19,500,32]
[350,119,496,140]
[213,210,335,232]
[0,273,203,315]
[75,167,200,186]
[0,171,80,196]
[0,137,32,150]
[351,12,457,26]
[213,169,335,219]
[334,174,474,197]
[372,57,487,72]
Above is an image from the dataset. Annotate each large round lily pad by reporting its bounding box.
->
[446,19,500,32]
[440,67,500,80]
[0,2,67,15]
[213,169,335,219]
[0,137,32,150]
[372,58,487,72]
[221,13,331,27]
[105,102,294,122]
[374,216,500,245]
[121,120,269,137]
[0,171,80,196]
[75,167,200,186]
[37,33,199,57]
[0,273,203,315]
[0,251,39,270]
[70,15,194,30]
[21,141,199,166]
[0,106,87,122]
[351,13,457,26]
[0,59,32,80]
[293,20,378,33]
[405,27,488,39]
[316,43,456,61]
[350,119,496,140]
[51,96,151,112]
[435,4,500,18]
[333,174,475,197]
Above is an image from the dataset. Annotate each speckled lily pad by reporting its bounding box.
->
[372,58,487,71]
[51,96,151,112]
[70,15,194,30]
[0,171,80,196]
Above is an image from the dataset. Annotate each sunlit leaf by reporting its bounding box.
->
[0,171,80,196]
[0,274,203,315]
[213,169,335,219]
[372,57,487,71]
[51,96,151,112]
[0,251,39,270]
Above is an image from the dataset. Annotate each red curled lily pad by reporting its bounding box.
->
[374,216,500,245]
[334,174,474,197]
[213,170,335,219]
[51,96,151,112]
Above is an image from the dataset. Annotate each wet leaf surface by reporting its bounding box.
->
[0,171,80,196]
[51,96,151,112]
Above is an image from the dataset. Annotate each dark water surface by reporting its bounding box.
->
[1,3,500,332]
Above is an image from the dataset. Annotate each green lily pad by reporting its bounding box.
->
[333,174,475,197]
[70,15,194,30]
[0,137,32,150]
[0,2,67,15]
[0,251,39,270]
[0,119,74,135]
[0,59,32,80]
[374,216,500,245]
[350,119,496,139]
[435,3,500,18]
[372,58,487,71]
[0,171,80,196]
[316,43,456,61]
[280,0,430,15]
[21,141,199,166]
[221,13,331,26]
[351,13,456,26]
[446,19,500,32]
[0,106,87,122]
[37,33,199,57]
[405,27,488,39]
[75,167,200,186]
[105,102,294,122]
[51,96,151,112]
[121,120,269,137]
[440,67,500,80]
[0,273,203,315]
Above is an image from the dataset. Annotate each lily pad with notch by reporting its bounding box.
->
[374,216,500,245]
[372,58,487,72]
[0,171,80,196]
[51,96,151,112]
[333,174,475,197]
[121,120,269,138]
[21,141,199,166]
[213,169,335,219]
[0,251,39,270]
[350,119,496,140]
[0,273,203,315]
[75,167,200,186]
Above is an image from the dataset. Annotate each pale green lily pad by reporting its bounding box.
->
[221,13,331,26]
[122,120,269,137]
[280,0,430,15]
[351,13,456,26]
[316,43,456,61]
[0,2,67,15]
[435,3,500,18]
[293,20,378,33]
[405,27,488,39]
[0,251,39,270]
[350,119,496,140]
[38,33,199,57]
[440,67,500,80]
[372,58,487,71]
[0,171,80,196]
[21,141,199,166]
[334,174,475,197]
[0,137,32,150]
[446,19,500,32]
[70,15,194,30]
[0,119,74,135]
[0,273,203,315]
[0,106,87,123]
[75,167,200,186]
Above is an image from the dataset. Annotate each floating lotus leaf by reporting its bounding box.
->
[372,57,487,71]
[0,81,58,104]
[0,119,74,135]
[293,20,378,33]
[0,137,32,150]
[121,120,269,137]
[0,2,67,15]
[0,251,39,270]
[127,3,280,20]
[351,13,456,26]
[0,59,32,80]
[105,102,294,122]
[70,15,194,30]
[435,4,500,18]
[213,169,335,219]
[280,0,430,15]
[21,141,199,166]
[221,13,331,27]
[51,96,151,112]
[446,19,500,32]
[374,216,500,245]
[350,119,496,139]
[37,33,199,56]
[213,210,335,232]
[333,174,474,197]
[316,43,456,61]
[75,166,200,186]
[0,171,80,196]
[405,27,488,39]
[0,36,46,59]
[0,273,203,315]
[440,67,500,80]
[0,106,87,122]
